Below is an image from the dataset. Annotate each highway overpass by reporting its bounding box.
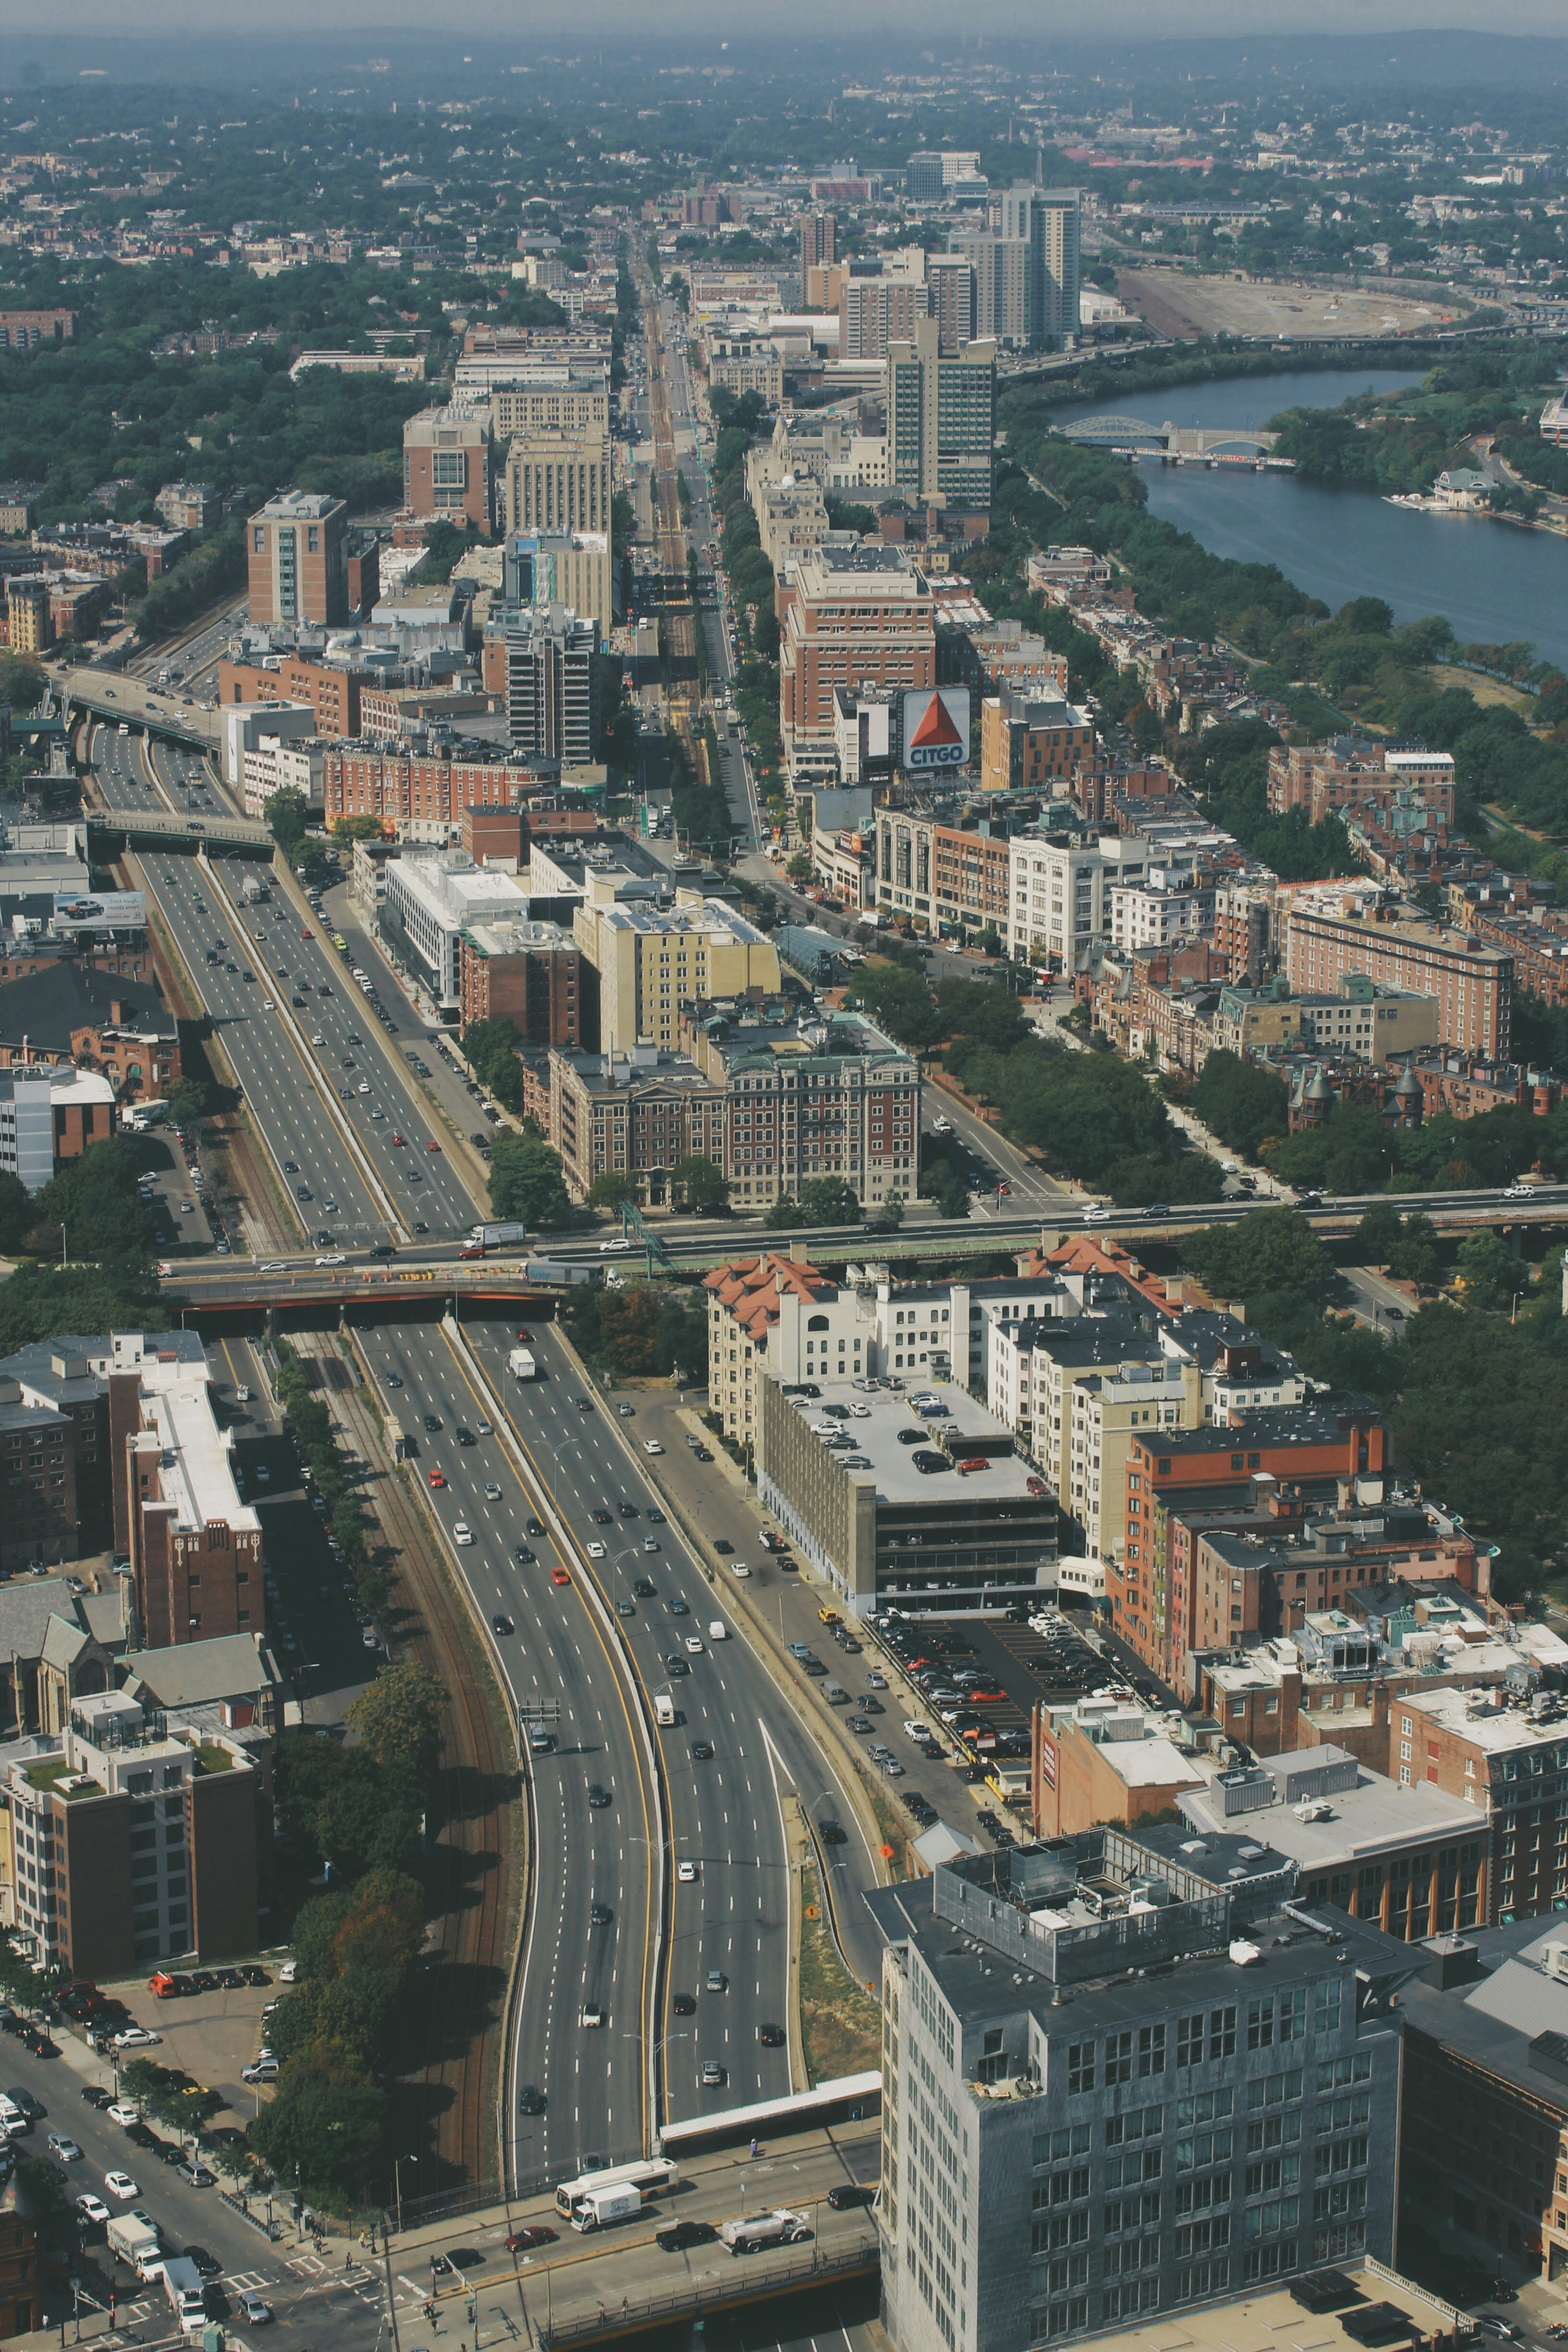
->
[89,806,273,854]
[49,661,221,752]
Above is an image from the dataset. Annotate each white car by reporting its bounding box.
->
[279,1961,297,1983]
[684,1636,704,1655]
[103,2172,139,2201]
[106,2104,140,2129]
[314,1253,346,1267]
[1082,1203,1112,1224]
[677,1860,699,1883]
[76,2194,111,2226]
[599,1238,632,1253]
[453,1523,474,1547]
[112,2026,160,2051]
[587,1540,607,1559]
[932,1115,954,1135]
[259,1261,290,1274]
[643,1439,665,1456]
[484,1483,502,1502]
[1503,1181,1535,1200]
[731,1561,751,1578]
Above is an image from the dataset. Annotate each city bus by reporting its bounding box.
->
[552,2156,679,2219]
[656,2070,881,2159]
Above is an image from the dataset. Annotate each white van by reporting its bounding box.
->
[708,1621,727,1642]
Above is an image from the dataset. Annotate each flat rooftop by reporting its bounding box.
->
[777,1375,1045,1510]
[1064,2260,1471,2352]
[1400,1685,1568,1753]
[1172,1768,1480,1872]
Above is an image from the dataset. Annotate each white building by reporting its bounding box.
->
[379,851,533,1016]
[1007,832,1113,965]
[0,1068,115,1190]
[220,701,316,792]
[240,734,326,819]
[1106,872,1207,953]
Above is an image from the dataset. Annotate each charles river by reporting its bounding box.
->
[1044,366,1568,675]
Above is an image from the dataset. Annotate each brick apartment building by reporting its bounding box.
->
[1396,1686,1568,1924]
[778,543,935,786]
[457,921,581,1044]
[1269,738,1456,827]
[1111,1403,1393,1683]
[105,1340,264,1649]
[549,1045,727,1204]
[219,653,366,739]
[245,492,348,628]
[402,402,496,535]
[978,682,1097,793]
[322,740,547,832]
[1286,897,1512,1058]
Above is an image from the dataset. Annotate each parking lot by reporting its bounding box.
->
[93,1967,283,2123]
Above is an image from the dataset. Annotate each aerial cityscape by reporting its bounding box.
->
[2,12,1568,2352]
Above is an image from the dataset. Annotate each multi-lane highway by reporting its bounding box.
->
[351,1314,886,2189]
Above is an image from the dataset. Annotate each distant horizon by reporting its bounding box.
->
[8,5,1568,41]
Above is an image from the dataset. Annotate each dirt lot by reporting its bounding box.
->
[1117,267,1470,342]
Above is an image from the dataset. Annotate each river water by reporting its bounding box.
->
[1042,366,1568,673]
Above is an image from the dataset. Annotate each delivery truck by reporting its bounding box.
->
[523,1258,597,1286]
[508,1347,537,1381]
[106,2215,162,2279]
[161,2255,207,2335]
[468,1222,529,1253]
[571,2181,643,2232]
[654,1692,676,1726]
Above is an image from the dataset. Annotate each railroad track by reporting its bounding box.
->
[301,1335,517,2193]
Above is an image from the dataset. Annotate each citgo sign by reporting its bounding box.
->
[901,687,970,773]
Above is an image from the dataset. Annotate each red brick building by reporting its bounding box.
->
[219,653,365,739]
[110,1362,263,1649]
[457,922,582,1045]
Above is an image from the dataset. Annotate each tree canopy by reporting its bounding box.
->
[489,1132,571,1227]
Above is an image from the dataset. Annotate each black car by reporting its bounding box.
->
[818,1819,847,1845]
[6,2090,40,2120]
[827,2184,876,2211]
[492,1615,515,1637]
[757,2024,785,2047]
[157,2140,186,2165]
[514,1547,535,1565]
[241,1967,269,1989]
[592,1510,612,1525]
[80,2087,111,2109]
[527,1518,546,1538]
[183,2247,221,2279]
[589,1903,613,1926]
[586,1782,610,1808]
[656,2221,716,2252]
[671,1993,696,2016]
[665,1657,690,1678]
[575,1397,593,1413]
[691,1740,714,1761]
[455,1427,475,1446]
[633,1577,656,1598]
[618,1500,638,1517]
[646,1509,665,1525]
[424,1415,441,1433]
[713,1539,733,1554]
[517,2085,546,2115]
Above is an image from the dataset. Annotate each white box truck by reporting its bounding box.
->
[654,1692,676,1726]
[107,2215,162,2278]
[719,2208,812,2255]
[571,2181,642,2232]
[509,1346,537,1381]
[161,2255,207,2335]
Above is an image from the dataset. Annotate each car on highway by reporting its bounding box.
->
[453,1523,474,1546]
[1082,1203,1111,1224]
[516,2085,546,2115]
[586,1781,610,1808]
[590,1903,613,1926]
[700,2059,725,2088]
[1504,1181,1537,1200]
[592,1509,612,1525]
[684,1636,704,1655]
[705,1968,726,1993]
[656,2219,715,2252]
[677,1860,699,1882]
[585,1541,606,1559]
[827,2183,876,2210]
[514,1546,535,1564]
[428,1470,446,1489]
[642,1536,660,1553]
[551,1565,571,1585]
[505,2225,557,2251]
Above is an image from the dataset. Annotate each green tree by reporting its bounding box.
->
[873,1192,906,1229]
[796,1176,863,1226]
[587,1170,636,1211]
[935,978,1030,1055]
[267,788,309,853]
[850,961,940,1051]
[670,1154,729,1213]
[0,655,47,711]
[489,1133,571,1226]
[764,1194,801,1230]
[245,2046,389,2203]
[331,815,389,844]
[345,1663,444,1787]
[0,1171,33,1252]
[1455,1228,1517,1310]
[1354,1199,1407,1270]
[166,1078,215,1129]
[1189,1051,1291,1160]
[33,1137,156,1260]
[1179,1209,1333,1305]
[1394,1212,1443,1291]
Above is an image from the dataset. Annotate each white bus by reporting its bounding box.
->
[553,2156,679,2219]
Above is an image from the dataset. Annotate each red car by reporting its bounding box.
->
[428,1470,446,1489]
[390,1133,406,1147]
[550,1566,570,1587]
[300,928,312,940]
[505,2226,557,2252]
[517,1328,531,1342]
[969,1688,1009,1706]
[957,1457,991,1475]
[426,1139,441,1152]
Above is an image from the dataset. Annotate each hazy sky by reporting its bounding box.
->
[9,0,1568,35]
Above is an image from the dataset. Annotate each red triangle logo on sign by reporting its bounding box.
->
[908,691,962,751]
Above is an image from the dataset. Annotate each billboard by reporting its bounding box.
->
[53,891,146,934]
[901,686,970,774]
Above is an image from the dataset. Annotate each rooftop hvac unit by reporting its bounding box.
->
[1543,1944,1568,1983]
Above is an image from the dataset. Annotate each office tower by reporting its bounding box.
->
[501,604,601,764]
[886,317,997,511]
[927,255,977,354]
[402,402,496,536]
[779,543,936,786]
[504,428,611,538]
[906,153,946,204]
[799,209,837,279]
[839,274,931,362]
[870,1834,1406,2352]
[997,184,1083,345]
[502,530,612,635]
[952,233,1033,349]
[245,491,349,627]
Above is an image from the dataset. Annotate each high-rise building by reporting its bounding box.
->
[906,153,947,205]
[245,491,349,627]
[799,208,837,279]
[402,402,496,536]
[500,604,602,764]
[870,1833,1408,2352]
[572,898,781,1057]
[504,427,611,539]
[778,543,936,786]
[502,530,613,634]
[839,273,930,362]
[952,233,1033,349]
[997,184,1082,345]
[926,254,977,354]
[886,317,997,512]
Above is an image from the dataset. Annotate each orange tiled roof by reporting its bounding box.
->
[704,1252,836,1342]
[1013,1235,1179,1320]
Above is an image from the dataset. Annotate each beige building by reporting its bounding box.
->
[573,888,782,1055]
[3,579,49,655]
[246,491,348,627]
[490,365,611,444]
[756,479,831,567]
[504,426,611,539]
[1285,895,1513,1059]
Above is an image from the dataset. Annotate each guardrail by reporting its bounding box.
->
[535,2235,880,2349]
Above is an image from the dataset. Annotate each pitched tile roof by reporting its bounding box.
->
[703,1252,839,1343]
[1013,1234,1179,1319]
